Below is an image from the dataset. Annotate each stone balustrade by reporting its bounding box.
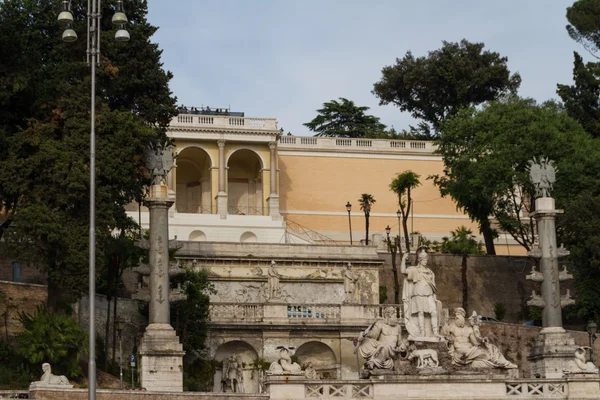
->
[278,135,435,153]
[170,114,278,131]
[209,303,404,325]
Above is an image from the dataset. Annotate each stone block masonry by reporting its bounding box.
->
[28,388,268,400]
[0,280,47,337]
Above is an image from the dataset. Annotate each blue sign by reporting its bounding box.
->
[130,354,136,363]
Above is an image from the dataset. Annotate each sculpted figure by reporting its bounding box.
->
[268,346,302,375]
[303,361,319,379]
[442,308,516,369]
[268,260,280,300]
[356,306,404,370]
[564,347,599,374]
[343,263,358,303]
[407,348,439,369]
[527,156,557,198]
[30,363,71,387]
[223,354,244,393]
[400,247,442,339]
[144,141,175,186]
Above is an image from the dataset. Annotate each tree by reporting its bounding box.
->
[358,194,376,245]
[372,39,521,137]
[0,0,177,309]
[389,171,420,252]
[438,226,483,312]
[304,98,386,138]
[557,53,600,138]
[433,96,595,254]
[566,0,600,59]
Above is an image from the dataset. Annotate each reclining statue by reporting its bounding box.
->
[30,363,72,388]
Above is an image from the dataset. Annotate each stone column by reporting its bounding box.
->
[266,141,280,217]
[527,197,575,378]
[139,184,184,392]
[215,139,228,215]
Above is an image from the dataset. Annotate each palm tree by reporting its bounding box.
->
[389,171,421,251]
[358,194,376,245]
[440,226,484,311]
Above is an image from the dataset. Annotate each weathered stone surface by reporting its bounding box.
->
[29,388,269,400]
[139,324,184,392]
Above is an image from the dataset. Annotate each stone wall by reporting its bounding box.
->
[0,280,47,338]
[0,254,46,284]
[378,253,574,323]
[29,388,268,400]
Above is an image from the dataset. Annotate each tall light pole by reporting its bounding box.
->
[57,2,130,399]
[346,201,353,245]
[116,318,125,389]
[587,321,598,364]
[396,209,402,244]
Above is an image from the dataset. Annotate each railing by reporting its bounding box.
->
[228,206,264,216]
[363,304,403,321]
[171,114,278,131]
[284,217,338,245]
[505,381,567,398]
[176,202,212,214]
[288,304,341,320]
[209,304,264,322]
[278,136,435,153]
[305,383,373,399]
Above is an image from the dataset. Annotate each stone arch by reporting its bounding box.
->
[295,341,338,379]
[176,146,213,214]
[240,231,257,243]
[226,149,264,215]
[189,230,207,242]
[214,340,260,394]
[225,147,266,170]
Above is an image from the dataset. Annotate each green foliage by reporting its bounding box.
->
[529,306,543,322]
[0,339,33,389]
[171,269,215,353]
[358,193,376,245]
[250,358,271,372]
[373,39,521,136]
[566,0,600,58]
[557,52,600,138]
[559,192,600,321]
[18,306,87,378]
[432,96,595,254]
[439,226,484,256]
[390,171,420,251]
[183,358,218,392]
[0,0,176,308]
[378,285,388,304]
[494,302,507,321]
[304,98,386,138]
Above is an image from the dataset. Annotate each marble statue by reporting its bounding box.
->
[356,306,404,370]
[303,360,320,379]
[343,263,358,303]
[400,247,442,340]
[268,346,303,375]
[563,347,599,374]
[30,363,72,388]
[144,141,175,185]
[527,156,557,198]
[442,308,517,369]
[407,348,439,369]
[267,260,280,300]
[223,354,244,393]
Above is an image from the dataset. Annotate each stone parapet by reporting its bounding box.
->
[139,324,184,392]
[28,388,269,400]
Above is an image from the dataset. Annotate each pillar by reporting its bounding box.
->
[215,139,228,214]
[267,141,280,217]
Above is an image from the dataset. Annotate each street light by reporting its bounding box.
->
[57,2,129,399]
[587,321,598,363]
[115,318,125,389]
[396,209,402,244]
[346,201,353,245]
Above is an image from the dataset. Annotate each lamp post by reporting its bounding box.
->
[396,209,402,245]
[346,201,353,245]
[57,2,130,399]
[587,321,598,364]
[115,318,125,389]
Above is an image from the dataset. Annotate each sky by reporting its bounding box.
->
[146,0,592,136]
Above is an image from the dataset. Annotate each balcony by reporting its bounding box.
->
[278,135,435,154]
[170,114,278,132]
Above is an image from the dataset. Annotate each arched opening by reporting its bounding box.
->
[189,230,207,242]
[214,340,260,393]
[176,146,212,213]
[240,231,257,243]
[227,149,263,215]
[295,341,338,379]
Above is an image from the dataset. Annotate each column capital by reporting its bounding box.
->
[268,141,277,150]
[217,139,226,148]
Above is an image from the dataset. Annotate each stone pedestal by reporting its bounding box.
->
[216,191,228,215]
[139,323,185,392]
[529,327,576,379]
[267,193,280,217]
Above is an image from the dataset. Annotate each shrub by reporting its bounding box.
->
[494,302,506,321]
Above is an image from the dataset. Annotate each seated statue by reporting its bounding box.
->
[441,308,516,369]
[268,346,303,375]
[564,347,599,374]
[356,306,404,370]
[30,363,72,388]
